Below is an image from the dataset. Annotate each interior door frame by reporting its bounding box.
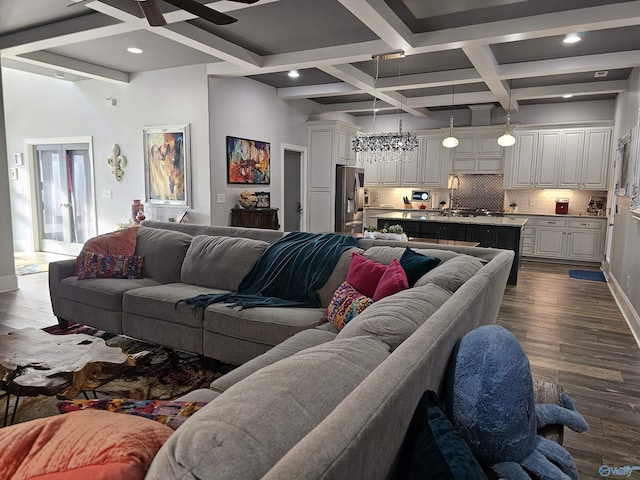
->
[24,136,96,254]
[280,143,307,232]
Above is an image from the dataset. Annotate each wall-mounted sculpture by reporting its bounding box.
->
[107,144,127,181]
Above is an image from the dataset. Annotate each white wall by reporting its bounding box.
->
[0,66,18,292]
[3,64,210,251]
[608,67,640,341]
[207,76,313,227]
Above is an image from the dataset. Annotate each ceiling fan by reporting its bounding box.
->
[137,0,258,26]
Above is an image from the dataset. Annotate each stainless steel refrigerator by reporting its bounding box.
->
[335,165,365,234]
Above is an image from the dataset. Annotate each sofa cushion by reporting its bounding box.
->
[346,252,387,297]
[337,283,452,350]
[203,303,327,346]
[326,281,374,330]
[317,247,363,307]
[123,283,227,328]
[0,410,172,480]
[146,336,390,480]
[363,246,460,266]
[400,247,441,287]
[181,235,268,290]
[372,259,409,301]
[60,276,161,311]
[415,254,484,292]
[208,329,337,394]
[135,226,192,283]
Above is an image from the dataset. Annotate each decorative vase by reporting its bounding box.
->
[131,200,144,224]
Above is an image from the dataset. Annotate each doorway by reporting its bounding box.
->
[281,145,307,232]
[33,142,96,255]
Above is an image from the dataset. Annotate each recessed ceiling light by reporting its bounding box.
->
[563,33,581,44]
[54,72,65,79]
[288,70,300,78]
[127,47,143,54]
[563,94,574,99]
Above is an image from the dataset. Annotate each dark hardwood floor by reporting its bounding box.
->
[2,259,639,476]
[497,261,640,479]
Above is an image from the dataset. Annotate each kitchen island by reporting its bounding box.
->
[371,212,527,285]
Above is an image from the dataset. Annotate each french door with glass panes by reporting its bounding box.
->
[35,144,96,255]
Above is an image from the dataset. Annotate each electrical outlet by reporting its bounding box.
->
[216,193,226,203]
[529,198,535,206]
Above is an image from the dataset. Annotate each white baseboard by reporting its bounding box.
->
[603,261,640,348]
[0,274,18,293]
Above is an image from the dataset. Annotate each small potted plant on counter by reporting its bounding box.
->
[509,202,518,212]
[364,224,408,241]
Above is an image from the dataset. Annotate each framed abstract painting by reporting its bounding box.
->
[226,136,270,184]
[144,124,191,207]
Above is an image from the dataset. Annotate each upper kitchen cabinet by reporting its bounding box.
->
[504,126,612,190]
[365,134,449,187]
[400,135,450,187]
[363,160,400,186]
[307,120,360,232]
[450,129,504,174]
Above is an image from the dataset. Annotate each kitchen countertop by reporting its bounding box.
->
[371,211,528,227]
[503,212,607,219]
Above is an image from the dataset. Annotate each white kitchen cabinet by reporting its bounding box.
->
[307,120,360,232]
[363,160,400,186]
[581,128,611,189]
[505,126,612,190]
[363,161,380,186]
[504,131,537,189]
[450,129,504,174]
[525,216,605,261]
[535,131,561,188]
[556,130,585,188]
[400,135,449,187]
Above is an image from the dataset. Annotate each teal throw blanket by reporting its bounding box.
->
[179,231,358,314]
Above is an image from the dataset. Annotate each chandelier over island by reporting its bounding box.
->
[352,50,418,163]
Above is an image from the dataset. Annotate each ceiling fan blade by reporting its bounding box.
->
[137,0,167,26]
[164,0,237,25]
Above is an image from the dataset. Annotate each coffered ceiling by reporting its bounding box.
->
[1,0,639,119]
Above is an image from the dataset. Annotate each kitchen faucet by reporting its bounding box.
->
[448,174,460,215]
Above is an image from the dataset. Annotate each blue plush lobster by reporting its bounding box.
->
[444,325,588,480]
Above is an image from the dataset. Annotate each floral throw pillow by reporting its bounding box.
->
[326,281,374,330]
[57,398,207,430]
[77,252,144,280]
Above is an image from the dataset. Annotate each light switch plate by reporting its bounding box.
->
[217,193,226,203]
[102,189,112,198]
[529,198,535,206]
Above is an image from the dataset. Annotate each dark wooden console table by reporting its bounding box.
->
[231,208,280,230]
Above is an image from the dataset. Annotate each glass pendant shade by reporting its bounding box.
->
[497,131,516,147]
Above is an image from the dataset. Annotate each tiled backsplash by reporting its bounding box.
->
[366,181,607,215]
[504,189,608,215]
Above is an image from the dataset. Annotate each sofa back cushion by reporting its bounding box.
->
[363,246,460,266]
[317,247,363,307]
[181,235,268,290]
[337,283,452,350]
[135,227,193,283]
[146,336,390,480]
[414,255,484,292]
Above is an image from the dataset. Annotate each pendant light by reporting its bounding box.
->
[497,80,516,147]
[442,85,458,148]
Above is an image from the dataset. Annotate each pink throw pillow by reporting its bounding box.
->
[346,253,387,298]
[373,259,409,301]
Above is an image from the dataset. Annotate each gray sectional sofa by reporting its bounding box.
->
[48,220,514,479]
